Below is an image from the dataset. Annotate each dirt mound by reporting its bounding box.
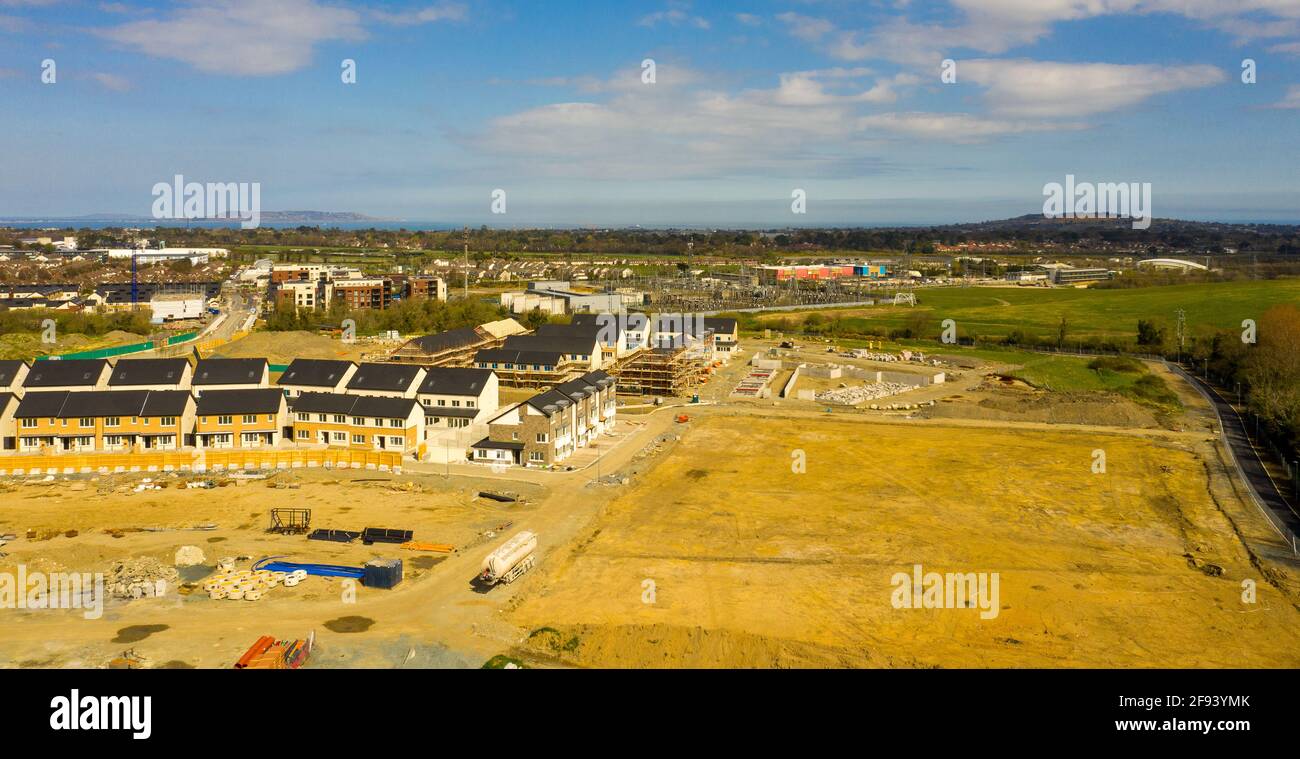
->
[927,387,1160,428]
[214,330,364,363]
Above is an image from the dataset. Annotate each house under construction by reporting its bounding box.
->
[385,318,526,367]
[613,346,711,396]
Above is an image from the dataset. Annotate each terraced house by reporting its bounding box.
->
[470,370,616,467]
[290,392,424,453]
[344,362,426,398]
[13,389,194,452]
[0,360,31,394]
[192,358,270,395]
[106,357,193,391]
[194,389,289,449]
[23,358,110,391]
[275,358,358,398]
[416,367,498,433]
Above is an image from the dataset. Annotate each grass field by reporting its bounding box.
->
[509,414,1300,667]
[752,279,1300,341]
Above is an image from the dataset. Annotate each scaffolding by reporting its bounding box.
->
[613,347,709,396]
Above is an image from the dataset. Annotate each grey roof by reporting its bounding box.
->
[424,406,479,419]
[345,362,423,392]
[277,358,356,388]
[193,358,267,385]
[501,334,598,355]
[406,327,483,354]
[526,388,575,417]
[475,348,565,366]
[703,317,738,334]
[108,358,190,386]
[291,392,419,419]
[0,360,27,387]
[195,389,285,416]
[471,437,524,451]
[417,367,493,397]
[24,359,108,388]
[15,389,191,419]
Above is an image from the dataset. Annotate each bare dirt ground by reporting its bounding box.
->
[507,413,1300,667]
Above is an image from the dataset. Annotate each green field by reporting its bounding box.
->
[753,279,1300,341]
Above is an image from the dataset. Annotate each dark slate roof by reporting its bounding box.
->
[277,358,356,388]
[24,359,108,388]
[345,362,423,392]
[193,358,267,385]
[107,358,190,386]
[555,376,598,400]
[583,369,616,389]
[502,334,599,355]
[537,321,604,339]
[0,392,16,412]
[703,317,738,334]
[526,388,575,417]
[195,388,285,416]
[417,367,493,396]
[423,406,479,419]
[290,392,419,419]
[406,327,482,354]
[0,360,27,387]
[471,437,524,451]
[475,348,565,366]
[15,389,190,419]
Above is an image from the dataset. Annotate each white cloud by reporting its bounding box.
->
[1271,84,1300,108]
[97,0,364,76]
[370,2,467,26]
[960,59,1227,118]
[90,71,131,91]
[639,5,710,30]
[857,112,1077,142]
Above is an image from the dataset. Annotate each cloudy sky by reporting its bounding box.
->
[1,0,1299,226]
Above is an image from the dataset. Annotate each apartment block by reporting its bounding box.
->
[470,370,615,467]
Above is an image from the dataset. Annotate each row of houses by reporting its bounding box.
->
[470,370,618,468]
[0,356,498,456]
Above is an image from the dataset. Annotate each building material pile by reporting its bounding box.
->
[107,557,178,599]
[202,567,304,601]
[816,382,913,405]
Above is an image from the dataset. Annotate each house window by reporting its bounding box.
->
[297,412,309,421]
[389,419,402,428]
[334,414,346,424]
[530,451,544,462]
[298,429,309,439]
[21,419,36,428]
[318,414,327,422]
[79,417,93,427]
[467,400,475,408]
[437,399,446,406]
[352,417,364,426]
[243,414,257,424]
[218,415,233,425]
[105,417,120,427]
[451,400,460,407]
[352,434,364,444]
[536,433,548,443]
[332,432,347,442]
[389,436,404,446]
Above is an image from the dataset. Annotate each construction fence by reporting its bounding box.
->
[0,448,403,476]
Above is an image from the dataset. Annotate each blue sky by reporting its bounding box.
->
[1,0,1299,226]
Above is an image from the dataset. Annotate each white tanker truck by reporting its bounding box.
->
[479,531,537,585]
